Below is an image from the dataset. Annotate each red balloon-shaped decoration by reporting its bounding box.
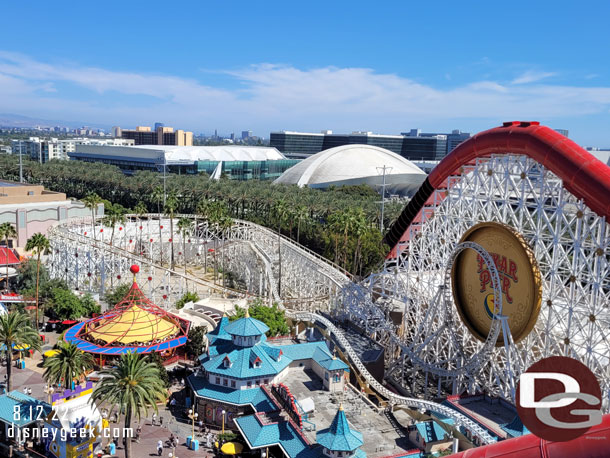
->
[119,227,123,231]
[160,225,164,229]
[130,264,140,274]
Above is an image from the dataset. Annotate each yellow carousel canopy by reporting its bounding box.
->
[221,442,244,455]
[64,265,190,354]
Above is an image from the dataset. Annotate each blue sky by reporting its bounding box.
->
[1,1,609,145]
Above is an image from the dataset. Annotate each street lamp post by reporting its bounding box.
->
[188,409,198,440]
[221,409,226,434]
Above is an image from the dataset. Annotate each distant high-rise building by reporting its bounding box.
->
[242,130,253,140]
[230,133,235,141]
[118,124,193,146]
[112,126,122,138]
[270,130,449,161]
[154,122,165,131]
[554,129,569,138]
[403,129,471,155]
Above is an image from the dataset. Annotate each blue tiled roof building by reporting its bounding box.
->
[187,311,355,458]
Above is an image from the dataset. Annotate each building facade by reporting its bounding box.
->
[117,125,194,146]
[0,180,94,250]
[270,130,449,161]
[10,137,134,163]
[70,144,298,179]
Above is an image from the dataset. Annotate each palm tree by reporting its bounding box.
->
[103,203,127,246]
[133,201,147,254]
[164,192,179,270]
[0,222,17,292]
[272,200,290,296]
[43,340,94,389]
[82,193,102,241]
[90,352,166,458]
[295,205,309,245]
[151,186,164,264]
[0,311,41,391]
[218,215,234,287]
[177,217,193,277]
[196,199,210,274]
[25,233,50,328]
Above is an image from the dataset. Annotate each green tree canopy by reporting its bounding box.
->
[104,283,131,307]
[47,289,100,321]
[230,301,289,337]
[185,325,207,359]
[175,291,199,309]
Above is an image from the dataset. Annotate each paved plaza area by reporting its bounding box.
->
[282,368,417,457]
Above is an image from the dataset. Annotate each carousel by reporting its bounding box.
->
[64,265,190,361]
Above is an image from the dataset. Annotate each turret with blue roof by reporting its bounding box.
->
[188,306,349,434]
[316,404,366,458]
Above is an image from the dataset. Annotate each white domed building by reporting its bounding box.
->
[273,144,427,196]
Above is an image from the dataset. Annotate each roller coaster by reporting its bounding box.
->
[47,122,610,446]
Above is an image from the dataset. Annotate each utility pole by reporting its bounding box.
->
[18,140,23,183]
[376,165,392,232]
[163,154,167,206]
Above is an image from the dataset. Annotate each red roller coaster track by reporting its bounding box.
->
[445,413,610,457]
[385,121,610,257]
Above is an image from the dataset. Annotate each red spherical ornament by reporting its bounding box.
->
[188,239,191,243]
[178,252,182,255]
[169,238,172,242]
[119,227,123,231]
[160,225,164,229]
[84,232,87,236]
[147,276,152,281]
[139,226,143,230]
[162,294,168,300]
[100,229,104,233]
[150,238,154,242]
[117,275,121,279]
[130,264,140,274]
[129,239,133,243]
[87,272,91,277]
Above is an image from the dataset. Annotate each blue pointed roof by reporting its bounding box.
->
[207,315,231,345]
[224,314,269,337]
[317,405,364,452]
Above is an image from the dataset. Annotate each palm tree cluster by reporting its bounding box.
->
[0,156,406,276]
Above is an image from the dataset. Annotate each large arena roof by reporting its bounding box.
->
[71,144,286,165]
[273,144,426,196]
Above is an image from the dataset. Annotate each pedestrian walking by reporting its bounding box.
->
[157,439,163,456]
[152,413,157,426]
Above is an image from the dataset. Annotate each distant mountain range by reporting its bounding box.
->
[0,113,108,130]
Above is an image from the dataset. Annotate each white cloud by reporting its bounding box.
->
[510,70,556,85]
[0,51,609,137]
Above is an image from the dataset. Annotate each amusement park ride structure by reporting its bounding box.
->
[47,122,610,446]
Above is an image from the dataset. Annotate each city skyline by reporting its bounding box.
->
[1,1,609,145]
